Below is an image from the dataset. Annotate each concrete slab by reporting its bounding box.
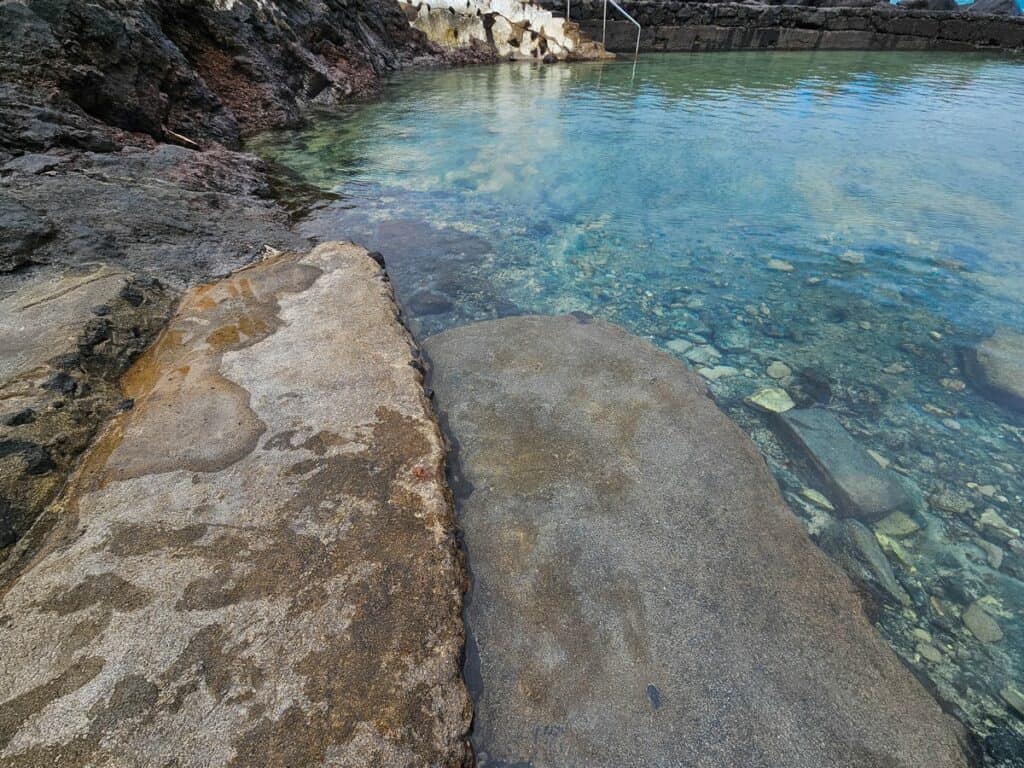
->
[425,314,968,768]
[0,243,470,767]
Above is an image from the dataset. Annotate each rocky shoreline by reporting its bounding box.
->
[0,1,1017,765]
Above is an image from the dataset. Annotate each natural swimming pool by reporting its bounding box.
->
[251,51,1024,763]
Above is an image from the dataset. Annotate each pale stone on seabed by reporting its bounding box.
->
[963,600,1003,644]
[746,387,795,414]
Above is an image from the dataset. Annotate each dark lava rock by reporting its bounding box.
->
[899,0,958,10]
[0,198,53,273]
[966,0,1021,14]
[779,408,915,521]
[426,314,968,768]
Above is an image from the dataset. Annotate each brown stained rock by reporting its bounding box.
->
[425,314,969,768]
[0,243,470,767]
[0,266,175,554]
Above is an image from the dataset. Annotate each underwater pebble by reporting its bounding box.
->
[942,419,962,431]
[930,491,973,516]
[874,511,920,539]
[977,509,1021,542]
[800,488,835,511]
[883,363,907,375]
[1001,685,1024,718]
[940,378,966,393]
[686,345,721,365]
[766,361,791,380]
[929,330,943,341]
[839,251,865,265]
[975,538,1004,569]
[666,339,693,355]
[745,387,795,414]
[916,642,943,664]
[867,449,891,469]
[963,601,1003,644]
[767,259,794,273]
[699,365,739,381]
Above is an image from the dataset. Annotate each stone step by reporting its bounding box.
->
[0,243,470,766]
[425,313,968,768]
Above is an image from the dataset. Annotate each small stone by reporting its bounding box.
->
[940,378,966,393]
[874,511,920,539]
[806,276,822,286]
[916,643,943,663]
[883,363,907,375]
[800,488,834,511]
[859,321,872,331]
[975,538,1004,569]
[930,491,972,516]
[745,387,795,414]
[767,259,794,273]
[766,361,792,380]
[942,419,961,431]
[866,449,891,469]
[699,365,739,382]
[685,345,721,365]
[839,251,865,265]
[963,601,1003,644]
[977,484,997,497]
[978,509,1020,541]
[666,339,693,355]
[1001,685,1024,718]
[929,331,943,342]
[912,628,932,643]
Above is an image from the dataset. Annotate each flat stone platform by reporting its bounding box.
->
[425,314,969,768]
[0,243,470,767]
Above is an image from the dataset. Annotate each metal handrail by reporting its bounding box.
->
[602,0,641,59]
[565,0,641,60]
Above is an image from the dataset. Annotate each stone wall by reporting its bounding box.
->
[539,1,1024,51]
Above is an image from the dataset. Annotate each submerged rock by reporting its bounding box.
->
[963,601,1003,644]
[820,519,913,607]
[779,408,915,522]
[426,314,967,768]
[962,328,1024,412]
[0,243,470,766]
[745,386,795,414]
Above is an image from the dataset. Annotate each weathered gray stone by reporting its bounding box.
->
[963,328,1024,412]
[0,243,470,767]
[425,314,967,768]
[779,408,915,521]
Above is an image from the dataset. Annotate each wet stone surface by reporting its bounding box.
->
[0,243,470,767]
[252,56,1024,762]
[426,314,969,768]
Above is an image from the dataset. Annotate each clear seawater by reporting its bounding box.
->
[251,52,1024,763]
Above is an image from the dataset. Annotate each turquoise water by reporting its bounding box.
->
[251,52,1024,763]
